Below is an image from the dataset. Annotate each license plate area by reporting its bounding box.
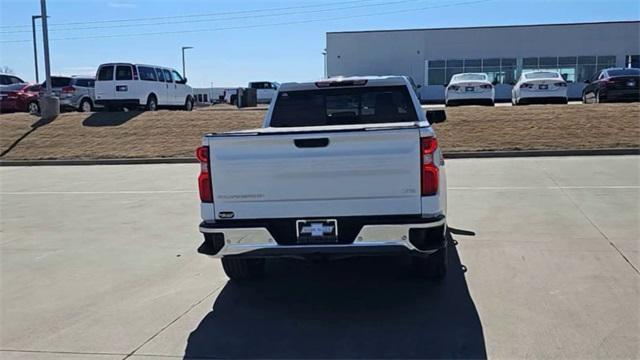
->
[539,84,548,90]
[296,219,338,244]
[465,86,474,92]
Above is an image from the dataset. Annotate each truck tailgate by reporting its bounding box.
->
[208,127,422,220]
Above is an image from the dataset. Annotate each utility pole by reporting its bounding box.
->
[31,15,42,83]
[181,46,193,78]
[39,0,59,119]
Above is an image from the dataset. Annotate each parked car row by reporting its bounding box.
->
[1,73,98,114]
[1,62,195,114]
[444,67,639,106]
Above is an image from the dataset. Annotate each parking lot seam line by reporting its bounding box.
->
[0,349,128,356]
[1,148,638,166]
[449,186,640,190]
[122,282,228,360]
[0,190,196,195]
[1,186,637,196]
[539,162,640,276]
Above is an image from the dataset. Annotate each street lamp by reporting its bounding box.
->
[32,15,42,83]
[322,48,327,78]
[181,46,193,78]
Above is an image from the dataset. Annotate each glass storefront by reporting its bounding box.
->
[426,58,517,85]
[426,55,617,85]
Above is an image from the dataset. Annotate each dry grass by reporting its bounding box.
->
[0,103,638,160]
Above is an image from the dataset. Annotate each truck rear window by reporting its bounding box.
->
[270,86,418,127]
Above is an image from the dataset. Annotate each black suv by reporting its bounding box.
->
[582,68,640,103]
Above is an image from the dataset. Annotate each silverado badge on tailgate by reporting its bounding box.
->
[296,219,338,244]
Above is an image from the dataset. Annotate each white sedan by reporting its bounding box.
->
[445,73,494,106]
[512,70,568,105]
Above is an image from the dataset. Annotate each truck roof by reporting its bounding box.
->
[278,75,410,92]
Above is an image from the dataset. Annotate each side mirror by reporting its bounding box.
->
[443,83,448,87]
[182,78,188,84]
[416,84,422,89]
[426,109,446,124]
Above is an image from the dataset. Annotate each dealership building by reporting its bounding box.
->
[325,21,640,102]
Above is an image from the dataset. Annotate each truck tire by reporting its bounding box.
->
[184,96,194,111]
[221,257,265,281]
[412,243,448,280]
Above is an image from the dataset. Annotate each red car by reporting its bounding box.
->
[0,83,40,114]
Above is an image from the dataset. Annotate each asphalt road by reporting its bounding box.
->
[1,156,638,359]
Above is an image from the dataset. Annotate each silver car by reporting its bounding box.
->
[41,76,97,112]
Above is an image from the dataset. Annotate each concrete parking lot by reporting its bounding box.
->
[1,156,639,359]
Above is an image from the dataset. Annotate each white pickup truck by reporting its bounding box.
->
[196,76,448,281]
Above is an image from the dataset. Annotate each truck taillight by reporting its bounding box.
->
[196,146,213,202]
[62,86,75,93]
[421,137,439,196]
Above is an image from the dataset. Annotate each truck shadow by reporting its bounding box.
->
[183,234,486,359]
[82,110,141,127]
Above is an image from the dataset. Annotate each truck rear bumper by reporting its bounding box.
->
[198,216,446,258]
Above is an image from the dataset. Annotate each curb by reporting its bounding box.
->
[443,148,640,159]
[0,157,197,166]
[0,148,638,166]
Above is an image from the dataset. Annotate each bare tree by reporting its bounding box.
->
[0,65,14,74]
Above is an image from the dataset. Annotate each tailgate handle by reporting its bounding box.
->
[294,138,329,148]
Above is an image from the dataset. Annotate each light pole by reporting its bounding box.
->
[322,48,327,78]
[31,15,42,83]
[39,0,59,119]
[181,46,193,78]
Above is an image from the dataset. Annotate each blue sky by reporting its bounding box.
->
[1,0,638,88]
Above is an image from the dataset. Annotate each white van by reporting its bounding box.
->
[248,81,279,103]
[95,63,194,111]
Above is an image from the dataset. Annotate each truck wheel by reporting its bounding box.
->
[184,96,194,111]
[146,95,158,111]
[221,257,265,281]
[79,98,93,112]
[412,244,448,280]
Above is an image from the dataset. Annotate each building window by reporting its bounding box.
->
[628,55,640,68]
[445,59,463,84]
[427,60,445,85]
[426,57,516,85]
[197,94,203,102]
[500,58,517,84]
[521,55,614,83]
[577,56,597,83]
[203,94,208,102]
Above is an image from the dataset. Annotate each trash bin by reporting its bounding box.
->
[236,87,257,108]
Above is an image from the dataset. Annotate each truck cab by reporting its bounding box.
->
[248,81,279,104]
[197,76,448,281]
